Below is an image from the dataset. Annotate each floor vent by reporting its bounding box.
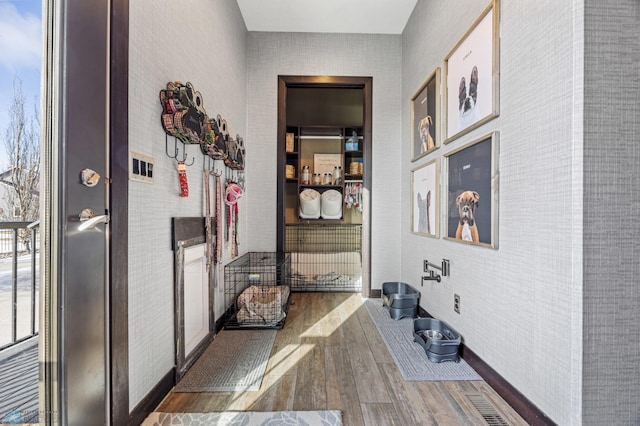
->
[467,393,510,426]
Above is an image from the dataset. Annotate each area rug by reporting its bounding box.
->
[364,298,482,381]
[173,329,276,392]
[141,410,343,426]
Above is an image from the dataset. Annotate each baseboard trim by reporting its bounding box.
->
[176,332,216,382]
[419,306,555,425]
[128,368,174,426]
[369,289,381,298]
[215,313,226,334]
[461,345,555,425]
[130,320,225,425]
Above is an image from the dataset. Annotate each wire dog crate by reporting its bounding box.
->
[224,252,291,329]
[285,224,362,292]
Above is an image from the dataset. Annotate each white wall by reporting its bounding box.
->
[245,32,403,290]
[401,1,579,423]
[127,0,247,409]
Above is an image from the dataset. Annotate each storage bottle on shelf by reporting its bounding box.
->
[323,172,333,185]
[333,166,343,185]
[301,165,310,185]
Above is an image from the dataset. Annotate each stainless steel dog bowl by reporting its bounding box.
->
[424,329,443,340]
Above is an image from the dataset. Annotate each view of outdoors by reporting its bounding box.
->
[0,0,42,343]
[1,0,43,423]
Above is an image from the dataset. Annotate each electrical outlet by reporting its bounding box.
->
[454,294,461,314]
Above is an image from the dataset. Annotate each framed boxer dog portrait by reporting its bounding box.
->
[411,67,441,162]
[444,132,499,248]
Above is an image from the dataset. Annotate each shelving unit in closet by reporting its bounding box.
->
[283,126,364,224]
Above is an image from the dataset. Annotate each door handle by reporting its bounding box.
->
[78,208,110,231]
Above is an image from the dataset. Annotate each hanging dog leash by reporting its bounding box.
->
[215,172,223,265]
[177,161,189,197]
[204,169,213,272]
[344,183,351,208]
[225,181,243,259]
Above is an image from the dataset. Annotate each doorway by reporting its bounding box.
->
[276,76,372,297]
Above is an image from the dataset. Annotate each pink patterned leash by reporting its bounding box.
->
[215,173,223,265]
[225,182,243,259]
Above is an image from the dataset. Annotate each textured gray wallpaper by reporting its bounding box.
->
[583,1,640,424]
[246,32,403,290]
[127,0,247,409]
[402,0,578,423]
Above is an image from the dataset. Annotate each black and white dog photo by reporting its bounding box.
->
[458,66,480,129]
[416,190,431,234]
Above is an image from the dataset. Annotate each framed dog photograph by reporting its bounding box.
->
[411,67,441,162]
[443,0,500,144]
[411,158,440,238]
[444,132,499,248]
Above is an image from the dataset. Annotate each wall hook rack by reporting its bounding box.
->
[203,155,215,171]
[166,134,195,166]
[205,161,223,177]
[421,258,450,285]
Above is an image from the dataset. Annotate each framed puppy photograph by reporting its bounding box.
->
[411,158,440,238]
[443,0,500,144]
[444,132,499,248]
[410,67,441,162]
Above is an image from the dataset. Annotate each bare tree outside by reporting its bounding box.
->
[0,77,40,252]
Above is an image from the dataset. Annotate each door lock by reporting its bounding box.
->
[80,168,101,187]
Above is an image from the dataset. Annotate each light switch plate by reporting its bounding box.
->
[129,150,154,184]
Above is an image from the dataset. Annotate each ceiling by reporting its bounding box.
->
[236,0,418,35]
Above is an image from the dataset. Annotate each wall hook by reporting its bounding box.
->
[165,134,179,159]
[203,155,214,171]
[166,135,195,166]
[180,143,195,166]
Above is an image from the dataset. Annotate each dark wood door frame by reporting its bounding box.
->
[276,75,373,297]
[110,0,130,424]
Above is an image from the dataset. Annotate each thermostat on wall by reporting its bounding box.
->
[129,150,154,184]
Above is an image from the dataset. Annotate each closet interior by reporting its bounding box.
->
[277,77,372,295]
